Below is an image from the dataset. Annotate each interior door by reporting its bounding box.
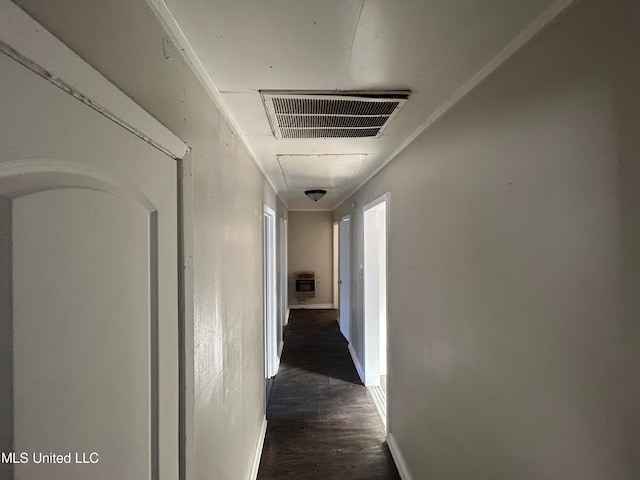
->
[279,218,288,331]
[263,206,277,379]
[339,217,351,342]
[0,51,178,479]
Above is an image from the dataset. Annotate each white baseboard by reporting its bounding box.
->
[387,432,413,480]
[248,417,267,480]
[347,343,365,384]
[367,385,387,428]
[285,307,290,325]
[289,303,335,310]
[273,353,281,376]
[278,339,284,357]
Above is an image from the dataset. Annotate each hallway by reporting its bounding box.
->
[3,1,640,478]
[257,310,400,479]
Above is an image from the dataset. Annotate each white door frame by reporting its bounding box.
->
[279,217,288,344]
[339,215,351,342]
[333,221,340,309]
[263,205,278,379]
[0,6,194,478]
[177,153,195,480]
[363,193,390,426]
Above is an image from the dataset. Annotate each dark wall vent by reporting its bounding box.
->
[260,91,409,139]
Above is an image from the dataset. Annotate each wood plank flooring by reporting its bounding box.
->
[257,309,400,480]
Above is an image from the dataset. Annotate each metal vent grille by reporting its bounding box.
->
[261,91,409,139]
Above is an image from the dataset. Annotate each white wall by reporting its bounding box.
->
[0,199,12,479]
[334,0,640,477]
[13,1,285,478]
[288,211,334,307]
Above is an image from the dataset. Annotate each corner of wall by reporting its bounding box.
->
[248,417,268,480]
[347,343,364,383]
[387,433,413,480]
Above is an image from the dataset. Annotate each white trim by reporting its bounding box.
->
[263,205,278,379]
[285,307,290,326]
[263,204,276,217]
[348,343,365,384]
[387,433,413,480]
[178,152,195,479]
[143,0,288,209]
[363,194,389,387]
[0,0,189,160]
[334,0,578,210]
[248,417,268,480]
[289,303,335,310]
[279,217,288,342]
[278,339,284,358]
[367,386,387,428]
[332,221,340,309]
[338,215,351,343]
[273,354,281,376]
[363,192,390,212]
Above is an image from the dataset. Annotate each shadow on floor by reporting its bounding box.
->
[276,309,361,386]
[259,309,400,480]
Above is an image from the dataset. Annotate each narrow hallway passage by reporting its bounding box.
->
[257,310,400,479]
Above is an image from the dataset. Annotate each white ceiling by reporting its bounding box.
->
[162,0,557,210]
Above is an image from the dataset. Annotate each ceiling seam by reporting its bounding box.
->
[333,0,579,211]
[340,0,365,89]
[143,0,291,210]
[276,155,291,189]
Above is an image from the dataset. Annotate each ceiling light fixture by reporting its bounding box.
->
[304,189,327,202]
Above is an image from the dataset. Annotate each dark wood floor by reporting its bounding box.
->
[257,309,400,480]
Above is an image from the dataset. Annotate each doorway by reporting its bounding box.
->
[279,217,288,341]
[363,194,389,428]
[263,205,278,382]
[333,221,339,309]
[338,216,351,342]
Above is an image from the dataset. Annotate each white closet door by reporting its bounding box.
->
[0,51,178,480]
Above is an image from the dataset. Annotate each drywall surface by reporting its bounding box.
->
[334,0,640,478]
[288,211,334,307]
[0,199,12,479]
[12,1,283,478]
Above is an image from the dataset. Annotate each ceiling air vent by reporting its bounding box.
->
[260,91,410,139]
